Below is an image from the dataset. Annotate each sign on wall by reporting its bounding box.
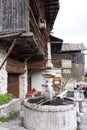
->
[62,69,71,74]
[62,59,72,68]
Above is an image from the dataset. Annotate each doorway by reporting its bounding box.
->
[8,73,20,98]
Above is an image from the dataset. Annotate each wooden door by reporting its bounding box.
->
[8,73,20,98]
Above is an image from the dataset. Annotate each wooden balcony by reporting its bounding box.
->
[0,0,47,60]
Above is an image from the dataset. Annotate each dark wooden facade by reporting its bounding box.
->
[0,0,60,61]
[28,35,63,69]
[8,73,20,98]
[0,0,29,32]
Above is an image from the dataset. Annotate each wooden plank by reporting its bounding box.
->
[8,73,20,98]
[6,66,25,73]
[7,58,25,68]
[1,0,29,32]
[6,58,25,73]
[28,60,46,69]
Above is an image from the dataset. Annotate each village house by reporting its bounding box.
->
[51,43,86,90]
[0,0,60,98]
[30,38,86,93]
[29,35,63,94]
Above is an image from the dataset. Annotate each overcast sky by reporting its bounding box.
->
[53,0,87,71]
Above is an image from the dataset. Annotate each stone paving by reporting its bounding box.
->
[0,117,28,130]
[79,99,87,130]
[0,99,87,130]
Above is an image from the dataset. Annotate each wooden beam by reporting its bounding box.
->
[0,32,22,38]
[0,38,17,70]
[6,66,25,74]
[28,60,46,69]
[6,58,25,73]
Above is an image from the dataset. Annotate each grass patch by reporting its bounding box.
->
[0,111,19,122]
[0,94,13,105]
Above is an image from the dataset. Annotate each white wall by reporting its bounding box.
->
[31,70,45,91]
[0,45,7,94]
[31,68,62,91]
[20,61,28,98]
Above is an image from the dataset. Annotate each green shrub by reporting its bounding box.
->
[0,116,9,122]
[8,111,19,120]
[0,94,13,105]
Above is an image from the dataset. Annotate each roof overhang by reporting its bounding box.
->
[44,0,60,30]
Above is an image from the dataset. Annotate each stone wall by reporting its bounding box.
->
[0,45,28,97]
[0,98,21,117]
[0,45,7,94]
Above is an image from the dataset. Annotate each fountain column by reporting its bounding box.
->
[46,42,53,68]
[43,42,54,99]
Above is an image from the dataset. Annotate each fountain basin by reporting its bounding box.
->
[24,97,77,130]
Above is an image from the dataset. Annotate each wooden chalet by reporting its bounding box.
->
[0,0,60,97]
[0,0,59,61]
[52,43,86,76]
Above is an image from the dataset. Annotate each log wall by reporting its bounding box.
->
[0,0,29,32]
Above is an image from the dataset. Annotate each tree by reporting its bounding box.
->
[62,64,82,88]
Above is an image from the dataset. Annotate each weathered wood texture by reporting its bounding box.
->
[0,0,29,32]
[6,58,25,73]
[28,60,47,69]
[8,73,20,98]
[52,52,85,76]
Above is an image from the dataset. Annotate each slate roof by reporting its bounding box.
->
[61,43,86,52]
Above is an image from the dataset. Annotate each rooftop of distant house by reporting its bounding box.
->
[61,43,86,52]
